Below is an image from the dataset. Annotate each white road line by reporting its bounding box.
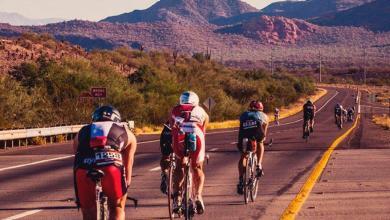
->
[149,166,161,172]
[230,142,237,145]
[208,147,219,152]
[138,140,160,144]
[0,155,74,172]
[2,209,42,220]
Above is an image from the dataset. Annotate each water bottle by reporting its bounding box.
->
[186,133,197,152]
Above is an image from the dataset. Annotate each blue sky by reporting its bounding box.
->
[0,0,281,21]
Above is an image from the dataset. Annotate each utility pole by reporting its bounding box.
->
[319,50,322,83]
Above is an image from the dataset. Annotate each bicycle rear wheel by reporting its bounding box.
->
[167,160,175,219]
[244,155,251,204]
[250,155,259,202]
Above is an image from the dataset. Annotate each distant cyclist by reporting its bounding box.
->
[159,121,172,194]
[334,103,343,127]
[73,106,137,220]
[274,108,280,125]
[170,91,209,214]
[237,100,269,195]
[347,107,355,122]
[302,99,316,138]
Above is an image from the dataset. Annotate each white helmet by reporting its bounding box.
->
[179,91,199,106]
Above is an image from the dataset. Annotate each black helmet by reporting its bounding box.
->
[92,105,121,123]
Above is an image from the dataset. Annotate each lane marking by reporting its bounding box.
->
[360,105,389,110]
[208,147,219,152]
[280,114,360,220]
[138,140,160,144]
[2,209,42,220]
[149,166,161,172]
[0,155,74,172]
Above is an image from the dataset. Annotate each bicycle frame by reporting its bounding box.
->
[242,138,259,204]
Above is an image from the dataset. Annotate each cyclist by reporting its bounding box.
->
[334,103,343,126]
[347,107,355,122]
[274,108,280,125]
[237,100,269,195]
[159,121,172,194]
[302,99,316,138]
[73,105,137,220]
[169,91,209,214]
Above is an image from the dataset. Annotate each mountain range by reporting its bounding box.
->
[260,0,375,19]
[311,0,390,32]
[0,0,389,71]
[0,12,65,26]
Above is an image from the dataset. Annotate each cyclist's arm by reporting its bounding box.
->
[122,128,137,186]
[73,132,79,154]
[203,113,209,132]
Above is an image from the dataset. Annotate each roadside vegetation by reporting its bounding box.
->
[372,114,390,130]
[0,35,316,130]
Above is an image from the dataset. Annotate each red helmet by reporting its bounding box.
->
[249,100,263,111]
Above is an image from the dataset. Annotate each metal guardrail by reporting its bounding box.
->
[0,121,135,149]
[0,125,85,141]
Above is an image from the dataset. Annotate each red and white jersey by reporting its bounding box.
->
[169,104,208,164]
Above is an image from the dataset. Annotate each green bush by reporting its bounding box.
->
[1,46,315,128]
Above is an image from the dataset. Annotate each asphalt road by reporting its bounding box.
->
[0,87,362,220]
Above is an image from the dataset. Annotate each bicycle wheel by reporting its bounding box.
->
[184,165,193,220]
[167,159,175,219]
[250,155,259,202]
[244,154,251,204]
[99,195,109,220]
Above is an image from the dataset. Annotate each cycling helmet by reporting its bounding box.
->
[335,103,341,108]
[249,100,264,111]
[179,91,199,106]
[306,99,313,104]
[92,105,121,123]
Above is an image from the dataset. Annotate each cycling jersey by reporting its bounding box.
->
[75,121,129,169]
[335,107,343,116]
[238,110,268,144]
[303,103,316,120]
[170,104,208,166]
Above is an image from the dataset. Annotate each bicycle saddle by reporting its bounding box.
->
[87,169,105,182]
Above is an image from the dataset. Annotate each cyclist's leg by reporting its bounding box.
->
[75,168,97,220]
[191,135,206,213]
[256,140,264,167]
[101,165,128,220]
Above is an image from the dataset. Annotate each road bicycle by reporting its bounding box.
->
[303,120,310,142]
[242,137,260,204]
[167,152,177,219]
[86,169,138,220]
[336,115,343,129]
[87,169,109,220]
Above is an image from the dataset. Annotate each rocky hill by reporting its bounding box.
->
[102,0,258,24]
[311,0,390,32]
[260,0,375,19]
[217,15,318,44]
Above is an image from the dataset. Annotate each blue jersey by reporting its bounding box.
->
[238,111,268,142]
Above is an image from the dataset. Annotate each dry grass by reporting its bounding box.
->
[136,88,328,134]
[372,114,390,130]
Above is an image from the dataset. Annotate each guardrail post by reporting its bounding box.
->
[18,139,21,147]
[50,136,53,144]
[25,138,28,147]
[11,140,14,148]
